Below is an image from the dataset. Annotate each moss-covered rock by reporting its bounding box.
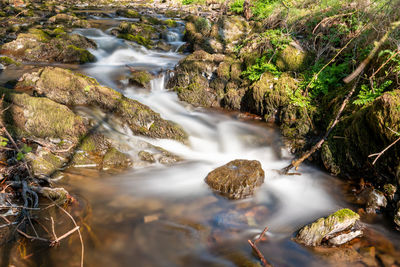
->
[296,209,361,246]
[26,150,65,176]
[0,87,86,141]
[102,147,132,170]
[0,56,20,66]
[322,90,400,181]
[0,31,96,64]
[128,70,154,89]
[18,67,188,142]
[49,13,90,28]
[116,9,141,18]
[276,45,307,72]
[118,33,153,48]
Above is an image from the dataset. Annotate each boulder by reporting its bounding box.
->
[205,159,265,199]
[395,204,400,229]
[17,67,187,142]
[0,29,96,64]
[296,209,362,247]
[276,44,307,72]
[128,70,154,89]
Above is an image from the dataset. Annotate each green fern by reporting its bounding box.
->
[242,56,281,82]
[353,80,392,106]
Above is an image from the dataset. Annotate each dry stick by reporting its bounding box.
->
[248,227,272,267]
[312,12,356,34]
[368,135,400,165]
[344,20,400,84]
[283,75,362,174]
[369,49,400,91]
[57,204,84,267]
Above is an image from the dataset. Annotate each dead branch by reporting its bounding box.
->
[57,204,84,267]
[344,20,400,84]
[248,227,272,267]
[312,12,356,34]
[283,75,362,174]
[368,129,400,165]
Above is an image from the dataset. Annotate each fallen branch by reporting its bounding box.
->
[283,75,362,174]
[368,128,400,165]
[248,227,272,267]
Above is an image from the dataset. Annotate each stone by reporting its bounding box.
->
[394,205,400,229]
[102,148,132,170]
[366,189,387,214]
[296,208,361,247]
[276,44,307,72]
[205,159,265,199]
[128,70,154,89]
[17,67,188,142]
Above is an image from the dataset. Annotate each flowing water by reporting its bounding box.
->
[1,14,400,267]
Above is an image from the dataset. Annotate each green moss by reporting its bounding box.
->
[0,11,6,17]
[66,45,95,63]
[118,33,153,48]
[129,71,153,88]
[163,19,178,27]
[0,56,20,66]
[28,28,49,42]
[330,208,358,223]
[276,45,307,72]
[102,147,132,169]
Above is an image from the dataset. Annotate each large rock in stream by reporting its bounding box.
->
[0,29,95,64]
[296,209,363,247]
[17,67,187,142]
[205,159,264,199]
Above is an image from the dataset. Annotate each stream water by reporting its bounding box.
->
[1,14,400,267]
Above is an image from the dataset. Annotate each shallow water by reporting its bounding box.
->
[1,14,400,267]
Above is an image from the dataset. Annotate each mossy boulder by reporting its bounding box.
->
[128,71,154,89]
[0,56,20,66]
[116,9,141,18]
[17,67,188,142]
[205,159,265,200]
[296,209,362,247]
[0,87,86,142]
[102,148,132,170]
[48,13,91,28]
[276,45,307,72]
[0,31,96,64]
[321,90,400,180]
[217,16,249,52]
[118,33,153,48]
[26,150,65,176]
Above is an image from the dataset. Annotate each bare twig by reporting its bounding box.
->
[57,205,84,267]
[248,227,272,267]
[368,132,400,165]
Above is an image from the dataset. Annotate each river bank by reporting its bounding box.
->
[0,0,400,266]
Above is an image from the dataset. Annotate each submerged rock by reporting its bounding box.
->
[205,159,264,199]
[296,208,362,247]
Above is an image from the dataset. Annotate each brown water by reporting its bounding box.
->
[1,12,400,267]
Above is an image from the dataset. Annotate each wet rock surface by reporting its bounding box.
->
[205,159,265,199]
[296,209,362,247]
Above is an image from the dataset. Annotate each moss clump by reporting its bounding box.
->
[163,19,178,27]
[118,33,153,48]
[0,56,20,66]
[28,28,50,42]
[129,71,153,88]
[330,209,359,222]
[102,148,132,169]
[276,45,307,72]
[116,9,141,18]
[66,45,95,63]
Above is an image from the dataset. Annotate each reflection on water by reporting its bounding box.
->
[1,16,400,267]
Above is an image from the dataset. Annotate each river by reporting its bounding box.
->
[0,12,399,267]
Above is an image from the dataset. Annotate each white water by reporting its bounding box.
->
[74,25,342,244]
